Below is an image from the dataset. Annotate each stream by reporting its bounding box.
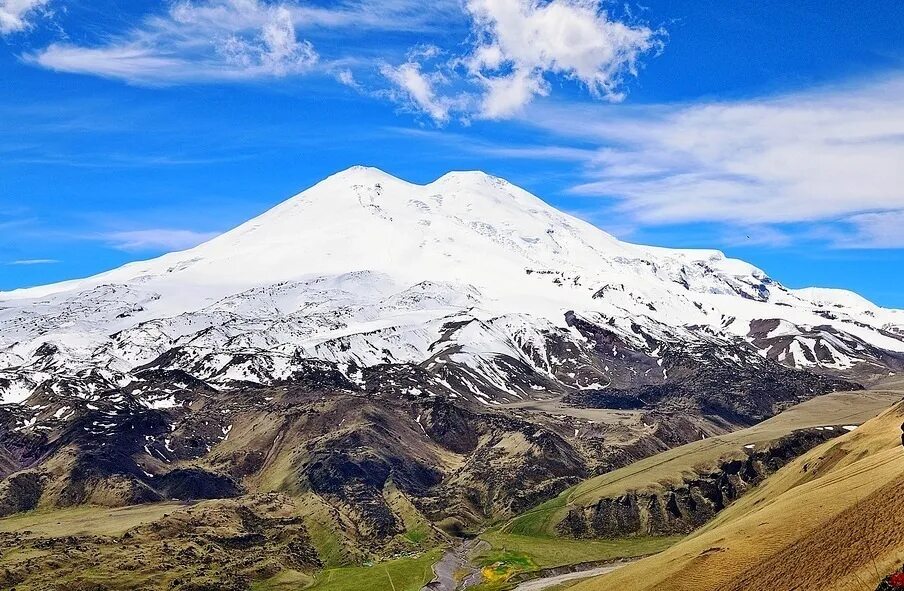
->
[421,538,488,591]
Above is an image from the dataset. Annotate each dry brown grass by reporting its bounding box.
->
[0,501,188,537]
[569,399,904,591]
[507,389,902,537]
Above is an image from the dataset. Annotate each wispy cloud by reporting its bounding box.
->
[1,150,255,168]
[103,229,220,251]
[6,258,59,265]
[27,0,319,84]
[23,0,465,85]
[0,0,50,35]
[834,210,904,249]
[387,74,904,250]
[380,58,458,123]
[482,74,904,248]
[524,75,904,226]
[19,0,654,121]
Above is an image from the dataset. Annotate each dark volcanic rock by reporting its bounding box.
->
[557,427,843,538]
[155,468,244,500]
[565,356,860,425]
[0,470,44,517]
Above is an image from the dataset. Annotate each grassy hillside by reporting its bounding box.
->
[567,396,904,591]
[253,549,444,591]
[506,389,901,537]
[0,501,188,537]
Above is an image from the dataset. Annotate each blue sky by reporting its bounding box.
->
[2,0,904,306]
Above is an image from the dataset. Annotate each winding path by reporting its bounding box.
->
[511,562,632,591]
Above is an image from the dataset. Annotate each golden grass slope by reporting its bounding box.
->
[506,389,901,537]
[570,396,904,591]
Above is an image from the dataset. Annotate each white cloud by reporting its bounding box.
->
[517,75,904,234]
[23,0,651,119]
[25,1,466,84]
[7,258,59,265]
[382,0,657,121]
[836,210,904,249]
[380,61,455,123]
[28,0,318,84]
[0,0,49,34]
[478,67,548,119]
[335,68,360,89]
[464,0,656,118]
[104,229,220,251]
[217,6,316,76]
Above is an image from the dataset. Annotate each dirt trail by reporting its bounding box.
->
[511,562,634,591]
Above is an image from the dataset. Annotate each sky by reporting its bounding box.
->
[1,0,904,306]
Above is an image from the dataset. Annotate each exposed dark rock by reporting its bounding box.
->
[557,427,843,538]
[0,470,44,516]
[565,355,860,425]
[155,468,244,500]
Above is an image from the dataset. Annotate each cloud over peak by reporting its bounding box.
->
[381,0,658,121]
[16,0,657,120]
[465,0,656,117]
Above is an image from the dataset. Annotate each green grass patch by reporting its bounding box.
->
[467,531,681,591]
[477,547,537,574]
[470,547,538,590]
[305,518,349,568]
[504,493,571,538]
[480,531,681,569]
[251,569,315,591]
[403,524,430,545]
[304,549,443,591]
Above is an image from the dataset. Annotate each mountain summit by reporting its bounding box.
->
[2,167,902,402]
[2,167,903,407]
[4,165,749,303]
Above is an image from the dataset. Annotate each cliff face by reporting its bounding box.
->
[556,428,843,538]
[0,471,43,517]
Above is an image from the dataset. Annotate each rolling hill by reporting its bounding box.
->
[568,380,904,591]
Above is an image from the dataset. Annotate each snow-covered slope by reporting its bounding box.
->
[2,166,903,405]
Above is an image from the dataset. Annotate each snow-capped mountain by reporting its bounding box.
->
[2,166,903,409]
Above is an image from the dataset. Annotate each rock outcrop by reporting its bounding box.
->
[557,428,843,538]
